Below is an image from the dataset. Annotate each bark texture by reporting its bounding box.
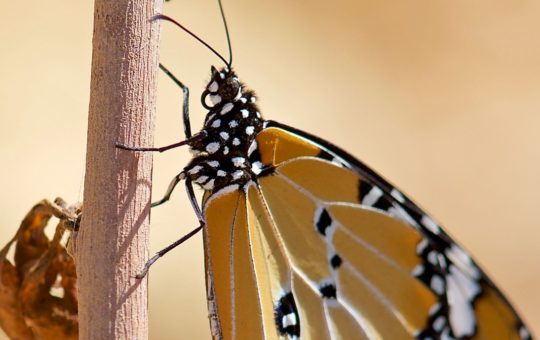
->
[77,0,162,339]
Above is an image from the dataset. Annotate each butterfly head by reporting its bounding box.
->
[202,66,243,109]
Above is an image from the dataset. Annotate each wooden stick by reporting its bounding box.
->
[77,1,162,339]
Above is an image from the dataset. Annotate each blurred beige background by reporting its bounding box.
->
[1,0,538,338]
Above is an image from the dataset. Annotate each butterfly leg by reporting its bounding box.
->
[116,62,201,152]
[151,172,185,208]
[158,63,193,139]
[136,178,205,279]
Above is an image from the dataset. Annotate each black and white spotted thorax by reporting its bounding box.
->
[184,66,265,192]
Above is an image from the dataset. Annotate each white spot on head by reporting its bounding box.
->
[229,120,238,128]
[421,215,440,234]
[220,103,234,115]
[250,96,256,103]
[241,109,249,118]
[188,165,203,175]
[210,94,222,105]
[223,146,229,155]
[219,72,225,79]
[251,161,263,175]
[234,86,243,101]
[232,138,241,146]
[219,132,230,140]
[217,170,226,177]
[430,275,445,295]
[207,160,220,168]
[208,81,218,92]
[256,111,261,118]
[206,142,220,154]
[232,170,243,180]
[211,119,221,128]
[390,188,405,203]
[232,157,246,167]
[245,126,255,135]
[240,97,247,104]
[195,175,209,184]
[202,179,215,190]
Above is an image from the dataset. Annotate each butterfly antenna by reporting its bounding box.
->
[152,14,229,67]
[217,0,233,67]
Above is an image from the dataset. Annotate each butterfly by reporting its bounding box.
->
[118,5,532,340]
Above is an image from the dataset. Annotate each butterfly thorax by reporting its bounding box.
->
[184,66,264,192]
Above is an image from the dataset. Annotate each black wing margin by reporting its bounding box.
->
[265,120,532,339]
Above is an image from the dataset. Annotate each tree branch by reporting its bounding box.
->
[76,1,162,339]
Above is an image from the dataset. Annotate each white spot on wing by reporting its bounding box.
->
[446,266,477,337]
[433,316,446,332]
[241,109,249,118]
[412,264,424,276]
[421,215,440,234]
[207,161,219,168]
[449,265,480,299]
[245,126,255,135]
[390,188,405,203]
[362,186,383,206]
[427,251,438,265]
[281,313,297,328]
[388,204,419,228]
[445,244,480,279]
[416,238,429,254]
[211,119,221,128]
[229,120,238,128]
[232,138,240,146]
[520,326,530,339]
[430,275,445,295]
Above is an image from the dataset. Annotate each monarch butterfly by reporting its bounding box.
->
[118,2,532,339]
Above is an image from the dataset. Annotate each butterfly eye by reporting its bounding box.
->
[217,77,241,102]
